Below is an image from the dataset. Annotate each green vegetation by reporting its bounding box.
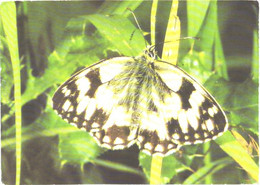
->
[1,1,258,184]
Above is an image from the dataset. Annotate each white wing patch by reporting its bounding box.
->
[95,85,115,111]
[158,69,183,92]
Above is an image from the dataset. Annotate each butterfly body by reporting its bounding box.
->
[52,50,228,156]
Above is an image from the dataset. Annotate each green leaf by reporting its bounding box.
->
[180,51,212,84]
[20,20,107,106]
[195,1,217,53]
[204,75,258,135]
[187,0,210,37]
[203,74,235,109]
[26,1,100,54]
[1,103,80,149]
[214,28,228,80]
[191,1,218,72]
[59,130,102,166]
[88,14,146,56]
[97,1,144,16]
[2,102,103,167]
[230,79,258,134]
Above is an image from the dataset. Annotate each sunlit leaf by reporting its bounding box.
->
[215,131,259,182]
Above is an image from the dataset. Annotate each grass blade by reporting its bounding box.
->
[162,0,180,64]
[215,131,259,182]
[150,0,158,46]
[183,157,232,184]
[1,2,21,185]
[252,29,258,83]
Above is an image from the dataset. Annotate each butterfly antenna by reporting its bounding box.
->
[127,8,147,48]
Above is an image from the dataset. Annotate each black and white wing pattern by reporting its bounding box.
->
[136,60,228,156]
[53,57,139,150]
[52,55,228,156]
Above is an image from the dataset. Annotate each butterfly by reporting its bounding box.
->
[52,45,228,156]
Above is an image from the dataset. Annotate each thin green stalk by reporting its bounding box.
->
[183,157,233,184]
[252,29,258,83]
[203,142,212,184]
[150,155,163,184]
[150,0,158,46]
[93,158,145,177]
[1,2,21,185]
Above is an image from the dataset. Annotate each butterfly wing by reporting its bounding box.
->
[154,60,228,145]
[53,55,228,156]
[135,59,228,156]
[52,57,138,150]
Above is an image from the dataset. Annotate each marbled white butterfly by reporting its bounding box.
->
[52,45,228,156]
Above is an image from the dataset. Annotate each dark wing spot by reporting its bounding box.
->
[139,130,159,148]
[87,109,108,131]
[212,111,227,132]
[106,125,130,143]
[167,118,185,142]
[138,130,178,155]
[167,118,181,135]
[96,125,133,148]
[200,107,210,121]
[177,79,196,110]
[201,98,212,110]
[86,68,102,98]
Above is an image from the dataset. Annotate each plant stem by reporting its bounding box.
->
[204,142,212,184]
[150,0,158,46]
[1,2,21,185]
[150,155,163,184]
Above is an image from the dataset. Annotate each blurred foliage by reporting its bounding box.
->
[1,1,258,184]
